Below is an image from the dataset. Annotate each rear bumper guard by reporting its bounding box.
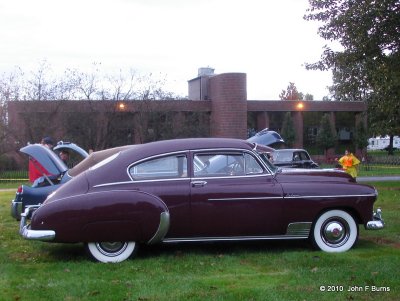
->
[19,206,55,241]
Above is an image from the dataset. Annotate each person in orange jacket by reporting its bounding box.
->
[336,149,360,179]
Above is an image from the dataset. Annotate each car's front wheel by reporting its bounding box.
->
[86,241,137,263]
[311,210,358,252]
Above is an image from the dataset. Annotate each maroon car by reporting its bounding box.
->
[19,138,384,263]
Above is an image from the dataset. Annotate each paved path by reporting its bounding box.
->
[357,176,400,182]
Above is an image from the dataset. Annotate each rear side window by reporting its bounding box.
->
[129,154,187,180]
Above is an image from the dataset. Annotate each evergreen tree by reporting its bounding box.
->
[316,114,337,157]
[281,112,296,148]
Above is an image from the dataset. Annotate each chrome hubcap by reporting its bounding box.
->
[321,218,350,248]
[96,242,128,257]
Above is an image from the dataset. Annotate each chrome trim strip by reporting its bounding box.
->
[94,173,272,188]
[164,221,313,243]
[208,193,376,202]
[148,211,171,245]
[163,235,309,243]
[93,178,190,188]
[284,193,377,199]
[193,173,272,181]
[125,147,273,182]
[208,196,283,201]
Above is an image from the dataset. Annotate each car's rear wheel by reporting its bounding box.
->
[86,241,137,263]
[312,210,358,252]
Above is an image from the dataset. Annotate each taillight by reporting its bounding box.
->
[17,185,23,194]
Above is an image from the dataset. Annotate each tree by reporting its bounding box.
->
[279,82,313,100]
[1,62,197,154]
[279,82,302,100]
[316,113,337,158]
[354,119,369,150]
[354,118,369,159]
[304,93,314,101]
[304,0,400,153]
[281,112,296,147]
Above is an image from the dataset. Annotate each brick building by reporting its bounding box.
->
[7,69,366,152]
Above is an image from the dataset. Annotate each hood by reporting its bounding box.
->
[277,167,355,182]
[247,128,285,147]
[20,144,68,175]
[53,141,89,158]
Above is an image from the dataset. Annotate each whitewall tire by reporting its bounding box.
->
[86,241,137,263]
[312,210,358,252]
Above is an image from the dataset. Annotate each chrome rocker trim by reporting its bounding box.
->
[163,222,312,243]
[366,208,385,230]
[19,206,55,241]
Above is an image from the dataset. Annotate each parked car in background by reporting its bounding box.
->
[11,142,87,220]
[10,143,130,220]
[271,149,319,169]
[247,128,285,148]
[20,138,383,263]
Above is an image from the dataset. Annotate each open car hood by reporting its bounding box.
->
[53,142,89,158]
[20,144,68,175]
[247,128,285,147]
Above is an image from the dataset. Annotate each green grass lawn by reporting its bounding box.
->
[1,182,399,301]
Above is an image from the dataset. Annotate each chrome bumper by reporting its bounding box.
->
[19,206,55,241]
[11,200,22,221]
[366,208,384,230]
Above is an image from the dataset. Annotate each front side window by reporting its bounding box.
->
[129,154,187,180]
[244,153,264,174]
[193,151,264,178]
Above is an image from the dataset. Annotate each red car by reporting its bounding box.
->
[20,138,384,263]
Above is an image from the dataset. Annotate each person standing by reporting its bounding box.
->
[336,149,361,179]
[59,150,70,166]
[28,137,54,183]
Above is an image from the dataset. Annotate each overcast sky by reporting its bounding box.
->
[0,0,333,100]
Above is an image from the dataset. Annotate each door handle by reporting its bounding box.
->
[191,181,207,187]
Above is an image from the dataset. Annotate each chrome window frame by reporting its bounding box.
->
[127,151,188,181]
[94,147,275,188]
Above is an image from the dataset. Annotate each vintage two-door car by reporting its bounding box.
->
[12,130,282,221]
[19,138,384,263]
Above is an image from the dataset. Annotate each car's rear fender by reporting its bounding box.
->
[31,190,170,243]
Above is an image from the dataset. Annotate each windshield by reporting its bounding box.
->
[272,150,293,162]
